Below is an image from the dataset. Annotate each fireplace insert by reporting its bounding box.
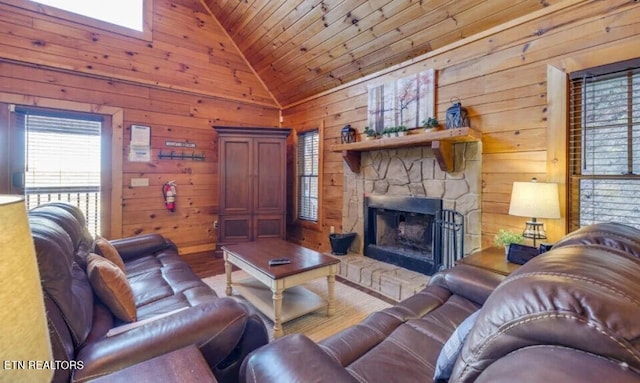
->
[364,195,444,275]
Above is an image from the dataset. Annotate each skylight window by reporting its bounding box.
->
[30,0,143,31]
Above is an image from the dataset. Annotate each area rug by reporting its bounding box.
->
[202,270,391,341]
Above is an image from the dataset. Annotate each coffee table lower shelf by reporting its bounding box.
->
[233,277,326,324]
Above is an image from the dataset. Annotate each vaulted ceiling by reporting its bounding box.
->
[200,0,560,107]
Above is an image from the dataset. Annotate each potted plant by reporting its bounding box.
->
[422,117,440,133]
[494,229,525,256]
[397,125,408,136]
[363,126,378,141]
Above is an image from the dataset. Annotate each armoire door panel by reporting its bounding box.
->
[254,215,284,239]
[219,215,252,243]
[254,139,285,214]
[220,138,252,215]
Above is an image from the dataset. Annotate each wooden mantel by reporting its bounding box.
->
[329,127,481,173]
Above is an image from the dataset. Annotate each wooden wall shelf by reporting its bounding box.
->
[329,127,481,173]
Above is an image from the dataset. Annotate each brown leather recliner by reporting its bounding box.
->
[29,202,268,383]
[240,222,640,382]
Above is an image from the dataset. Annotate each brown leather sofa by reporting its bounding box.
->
[240,222,640,382]
[29,202,268,383]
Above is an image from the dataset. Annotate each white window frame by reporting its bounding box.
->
[1,0,153,41]
[297,129,320,223]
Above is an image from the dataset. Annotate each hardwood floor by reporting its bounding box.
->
[182,250,397,304]
[182,251,225,279]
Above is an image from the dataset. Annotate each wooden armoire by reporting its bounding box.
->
[214,127,291,250]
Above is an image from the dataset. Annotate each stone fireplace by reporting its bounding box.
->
[342,141,481,273]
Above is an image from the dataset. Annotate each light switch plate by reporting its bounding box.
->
[131,178,149,187]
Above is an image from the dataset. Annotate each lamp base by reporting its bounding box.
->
[523,219,546,247]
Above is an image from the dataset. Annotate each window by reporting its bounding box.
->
[568,59,640,230]
[17,108,103,236]
[297,130,319,222]
[30,0,144,31]
[5,0,152,40]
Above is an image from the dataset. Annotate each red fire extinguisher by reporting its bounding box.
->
[162,181,177,212]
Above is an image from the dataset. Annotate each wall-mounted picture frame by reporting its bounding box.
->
[367,69,435,134]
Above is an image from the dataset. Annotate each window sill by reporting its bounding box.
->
[294,219,322,232]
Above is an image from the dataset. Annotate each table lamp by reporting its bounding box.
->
[508,179,561,246]
[0,195,53,382]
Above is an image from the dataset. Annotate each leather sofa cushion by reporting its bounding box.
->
[319,285,480,382]
[29,203,94,268]
[123,251,187,277]
[130,274,218,319]
[110,233,175,261]
[94,237,126,272]
[87,253,137,322]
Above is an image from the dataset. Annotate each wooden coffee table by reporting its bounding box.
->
[222,239,340,338]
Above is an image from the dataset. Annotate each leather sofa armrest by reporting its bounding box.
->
[72,298,251,383]
[240,334,358,383]
[429,264,505,306]
[108,234,176,261]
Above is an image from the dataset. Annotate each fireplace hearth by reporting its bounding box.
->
[364,195,443,275]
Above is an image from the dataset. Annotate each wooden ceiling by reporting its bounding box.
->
[201,0,560,107]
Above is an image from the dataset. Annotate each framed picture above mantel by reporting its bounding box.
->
[367,69,435,134]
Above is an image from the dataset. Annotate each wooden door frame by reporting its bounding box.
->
[0,95,124,238]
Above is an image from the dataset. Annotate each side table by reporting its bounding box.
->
[87,345,217,383]
[457,247,521,276]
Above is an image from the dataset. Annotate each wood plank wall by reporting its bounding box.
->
[0,0,277,107]
[283,0,640,252]
[0,0,279,253]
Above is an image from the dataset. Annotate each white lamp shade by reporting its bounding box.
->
[509,181,561,219]
[0,195,53,382]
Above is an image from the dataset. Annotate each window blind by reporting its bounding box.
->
[297,130,319,222]
[568,61,640,230]
[18,109,103,235]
